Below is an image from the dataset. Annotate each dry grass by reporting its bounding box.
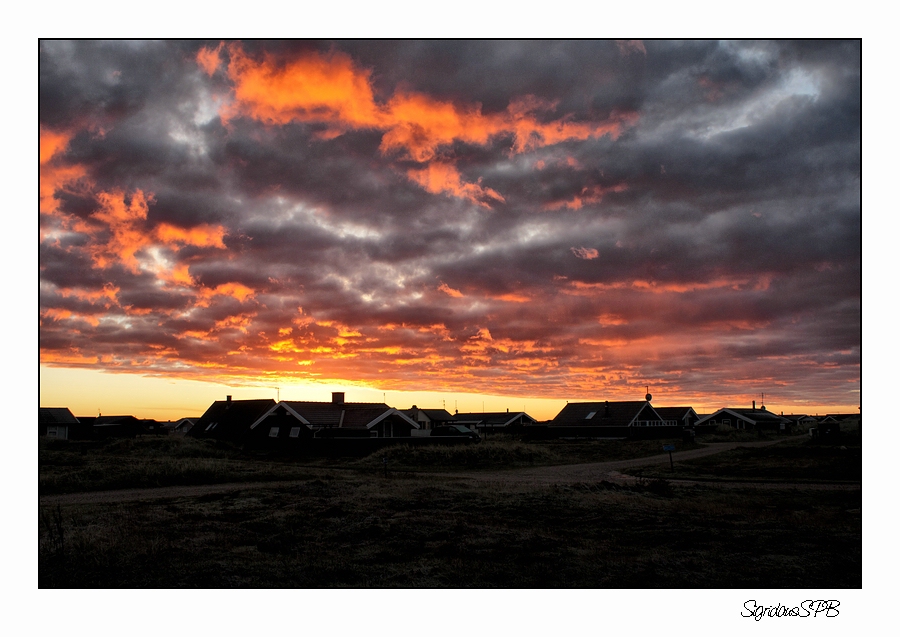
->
[632,436,861,482]
[39,434,861,588]
[38,472,861,588]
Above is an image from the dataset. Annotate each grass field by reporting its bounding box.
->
[38,434,861,588]
[632,433,862,482]
[38,435,705,494]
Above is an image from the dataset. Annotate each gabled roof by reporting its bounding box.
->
[403,408,455,422]
[694,407,790,426]
[93,415,142,427]
[653,406,697,421]
[39,408,79,425]
[784,414,817,423]
[551,401,663,427]
[453,412,537,427]
[421,409,454,420]
[821,413,860,422]
[190,399,277,440]
[250,401,419,430]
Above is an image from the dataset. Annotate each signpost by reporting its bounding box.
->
[663,444,675,470]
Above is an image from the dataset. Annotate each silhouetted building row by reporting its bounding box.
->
[40,394,858,444]
[39,408,185,440]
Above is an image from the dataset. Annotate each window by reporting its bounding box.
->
[289,427,302,438]
[585,411,596,420]
[269,427,280,437]
[723,419,731,427]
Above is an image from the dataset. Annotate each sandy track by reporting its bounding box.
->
[39,438,858,507]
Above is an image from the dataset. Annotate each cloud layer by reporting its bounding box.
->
[39,40,860,409]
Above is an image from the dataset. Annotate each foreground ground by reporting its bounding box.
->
[39,433,861,588]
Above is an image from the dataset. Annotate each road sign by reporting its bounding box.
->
[663,444,675,451]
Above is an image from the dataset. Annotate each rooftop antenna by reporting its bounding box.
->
[761,392,765,410]
[645,385,652,402]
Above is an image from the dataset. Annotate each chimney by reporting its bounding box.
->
[752,400,756,410]
[226,395,232,403]
[332,392,345,405]
[604,400,610,417]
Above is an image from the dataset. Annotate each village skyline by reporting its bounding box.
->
[40,41,860,424]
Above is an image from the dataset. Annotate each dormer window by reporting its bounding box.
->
[585,411,596,420]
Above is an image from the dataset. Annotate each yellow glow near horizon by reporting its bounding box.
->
[38,365,571,421]
[40,365,859,423]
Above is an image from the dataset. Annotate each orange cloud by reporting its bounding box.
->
[57,284,120,304]
[212,44,638,205]
[197,282,256,305]
[571,247,599,260]
[59,188,229,298]
[438,282,464,297]
[89,189,155,272]
[222,44,381,131]
[407,163,505,208]
[40,128,73,165]
[380,91,507,162]
[545,183,628,210]
[492,293,530,303]
[155,223,227,249]
[196,42,223,76]
[40,127,90,216]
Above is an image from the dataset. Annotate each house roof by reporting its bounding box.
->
[190,399,277,440]
[93,415,142,426]
[821,413,860,421]
[403,408,455,421]
[551,401,663,427]
[453,412,537,426]
[39,408,79,425]
[695,408,790,426]
[251,401,419,430]
[653,406,697,421]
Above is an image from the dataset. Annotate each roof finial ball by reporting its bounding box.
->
[645,386,652,402]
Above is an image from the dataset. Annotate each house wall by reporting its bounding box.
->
[45,425,68,440]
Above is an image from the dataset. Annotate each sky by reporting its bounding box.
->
[38,40,861,420]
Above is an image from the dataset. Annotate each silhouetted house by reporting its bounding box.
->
[188,396,277,443]
[170,418,196,435]
[694,406,790,432]
[40,407,90,440]
[654,406,700,428]
[140,418,165,435]
[820,413,861,428]
[785,415,817,433]
[88,415,145,439]
[453,411,537,433]
[814,414,859,440]
[402,406,455,431]
[545,400,670,438]
[249,393,420,442]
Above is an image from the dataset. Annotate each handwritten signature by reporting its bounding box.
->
[742,600,840,620]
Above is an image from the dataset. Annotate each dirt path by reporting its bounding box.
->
[39,437,858,507]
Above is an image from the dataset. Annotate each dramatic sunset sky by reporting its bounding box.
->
[39,40,860,420]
